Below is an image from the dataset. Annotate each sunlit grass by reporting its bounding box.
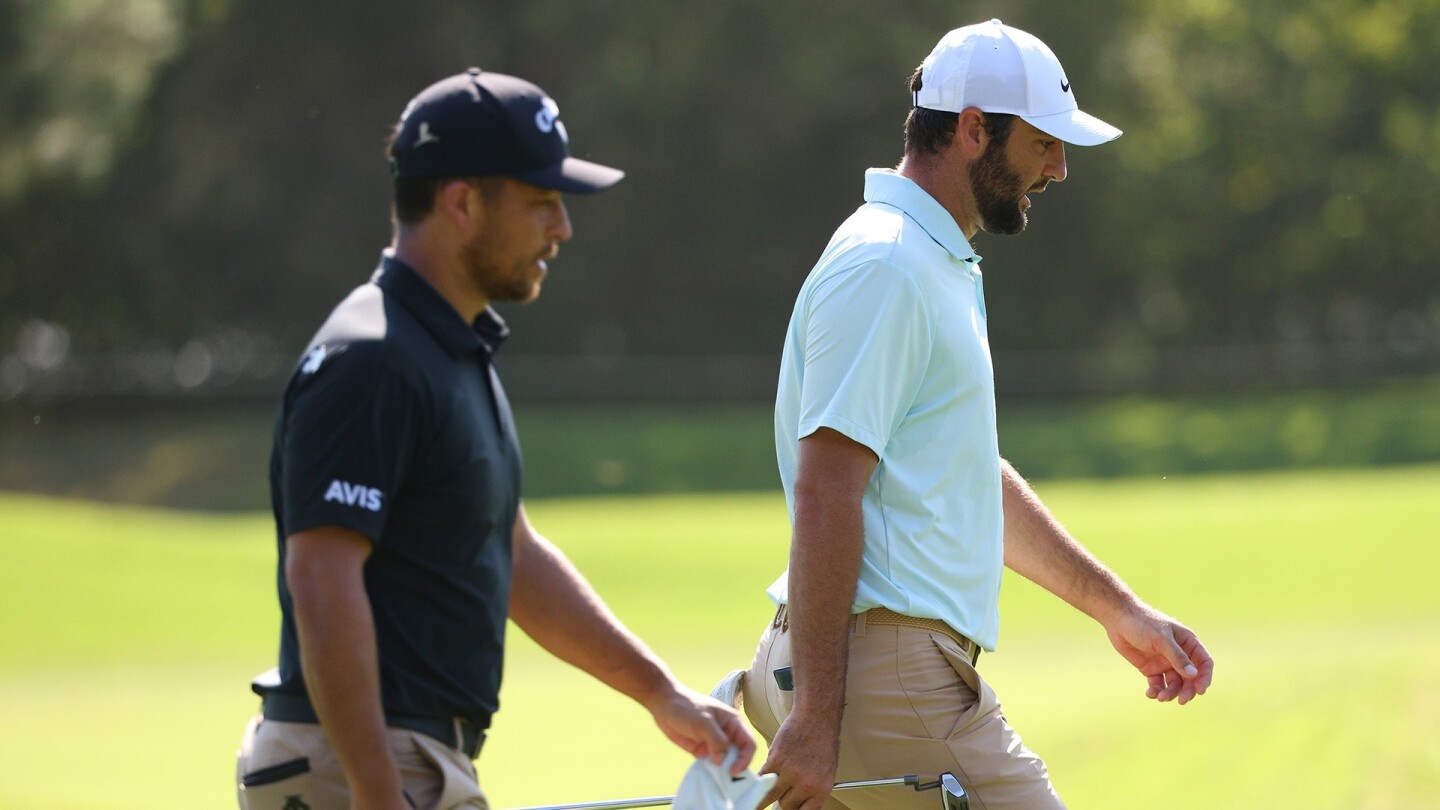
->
[1,465,1437,808]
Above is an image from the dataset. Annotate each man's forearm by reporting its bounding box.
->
[509,527,675,705]
[786,481,864,722]
[752,428,879,806]
[508,510,755,772]
[999,458,1137,625]
[291,559,404,806]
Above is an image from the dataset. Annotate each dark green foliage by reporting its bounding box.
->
[6,378,1439,508]
[1,0,1436,377]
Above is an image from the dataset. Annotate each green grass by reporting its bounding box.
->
[2,466,1438,808]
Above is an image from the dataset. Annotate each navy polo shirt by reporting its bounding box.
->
[267,252,523,728]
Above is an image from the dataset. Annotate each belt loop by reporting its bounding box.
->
[774,604,789,633]
[852,609,868,637]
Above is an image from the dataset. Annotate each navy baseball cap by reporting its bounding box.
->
[389,68,624,193]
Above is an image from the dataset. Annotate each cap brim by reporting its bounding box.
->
[511,157,625,194]
[1023,109,1122,147]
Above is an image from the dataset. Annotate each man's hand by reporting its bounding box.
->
[999,459,1214,706]
[1105,603,1214,705]
[644,684,756,775]
[757,708,841,810]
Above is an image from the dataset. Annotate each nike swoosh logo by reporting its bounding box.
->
[1060,80,1071,93]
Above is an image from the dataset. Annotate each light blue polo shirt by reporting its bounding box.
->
[768,168,1004,651]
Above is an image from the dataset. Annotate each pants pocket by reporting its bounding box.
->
[407,733,488,810]
[238,757,314,810]
[934,636,1002,738]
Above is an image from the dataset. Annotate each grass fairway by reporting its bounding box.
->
[1,466,1437,809]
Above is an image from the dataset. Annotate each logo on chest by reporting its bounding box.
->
[323,479,383,512]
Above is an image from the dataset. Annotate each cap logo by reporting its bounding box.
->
[1060,79,1071,93]
[534,97,569,143]
[415,121,440,147]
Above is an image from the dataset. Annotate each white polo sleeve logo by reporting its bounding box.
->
[324,479,383,512]
[301,344,327,375]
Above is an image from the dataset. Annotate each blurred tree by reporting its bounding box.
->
[0,0,207,200]
[1,0,1435,389]
[988,0,1440,362]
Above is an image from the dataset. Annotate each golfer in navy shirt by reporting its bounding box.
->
[235,68,754,810]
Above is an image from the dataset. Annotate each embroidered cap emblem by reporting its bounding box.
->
[534,97,569,143]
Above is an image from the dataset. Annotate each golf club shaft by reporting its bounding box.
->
[506,775,915,810]
[507,796,672,810]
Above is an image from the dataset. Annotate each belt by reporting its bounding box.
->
[862,607,981,666]
[773,604,981,666]
[261,691,486,758]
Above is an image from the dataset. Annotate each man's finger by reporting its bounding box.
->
[762,781,790,810]
[1180,633,1214,694]
[718,712,756,773]
[1162,669,1183,701]
[696,714,731,763]
[1158,630,1199,679]
[800,786,834,810]
[1177,679,1198,705]
[757,752,785,807]
[1145,671,1164,699]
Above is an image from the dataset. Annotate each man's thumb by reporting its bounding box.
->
[1161,631,1198,677]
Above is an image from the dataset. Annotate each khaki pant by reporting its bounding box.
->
[235,715,489,810]
[743,610,1064,810]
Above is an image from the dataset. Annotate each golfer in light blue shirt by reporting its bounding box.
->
[742,20,1214,810]
[769,168,1005,652]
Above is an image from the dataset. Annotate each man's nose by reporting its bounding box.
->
[552,200,573,242]
[1046,142,1068,183]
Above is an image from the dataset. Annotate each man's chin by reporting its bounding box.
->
[514,281,543,304]
[490,275,545,305]
[981,211,1028,236]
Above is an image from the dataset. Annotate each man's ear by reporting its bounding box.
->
[955,107,990,160]
[436,179,483,232]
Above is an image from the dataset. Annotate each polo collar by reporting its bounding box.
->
[863,169,982,267]
[373,252,510,359]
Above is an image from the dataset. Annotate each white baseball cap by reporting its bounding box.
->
[915,19,1122,146]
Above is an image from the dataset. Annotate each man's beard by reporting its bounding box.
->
[971,141,1028,236]
[463,231,541,304]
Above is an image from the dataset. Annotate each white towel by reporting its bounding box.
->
[672,747,776,810]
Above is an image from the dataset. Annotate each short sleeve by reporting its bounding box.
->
[278,342,423,542]
[796,261,932,457]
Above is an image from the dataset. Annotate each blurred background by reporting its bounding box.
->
[3,0,1439,506]
[1,1,1438,808]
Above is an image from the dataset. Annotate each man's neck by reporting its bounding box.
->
[391,230,489,324]
[896,153,981,240]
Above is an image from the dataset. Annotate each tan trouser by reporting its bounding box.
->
[743,610,1064,810]
[235,715,489,810]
